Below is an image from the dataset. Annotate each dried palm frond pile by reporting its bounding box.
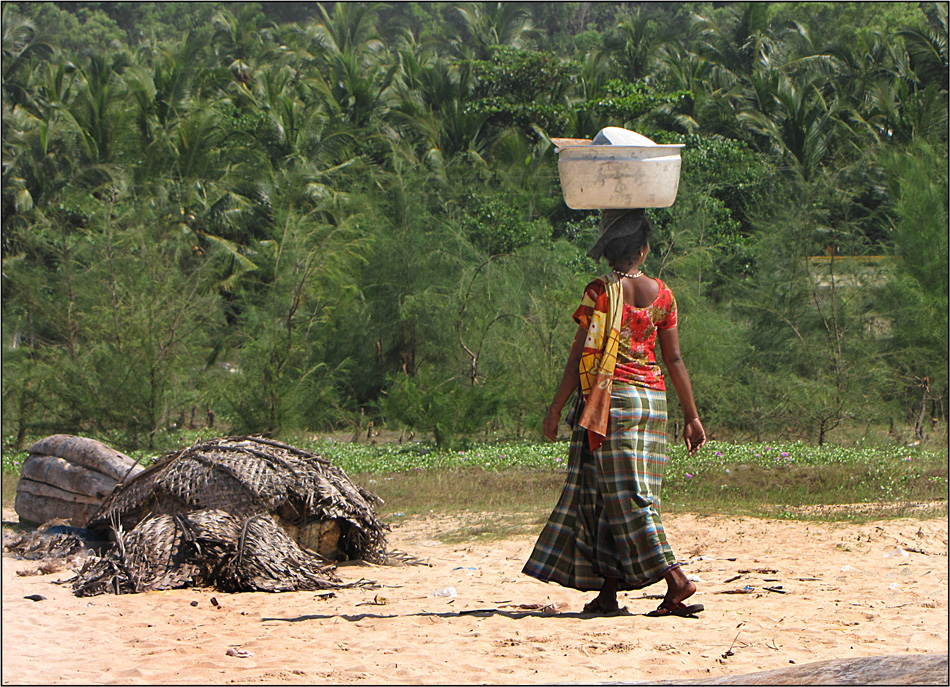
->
[4,521,107,561]
[72,509,365,596]
[68,435,393,596]
[3,521,106,578]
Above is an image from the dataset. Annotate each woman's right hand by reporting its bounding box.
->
[683,417,706,456]
[543,405,562,442]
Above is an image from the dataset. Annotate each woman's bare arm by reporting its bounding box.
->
[543,325,587,441]
[658,326,706,455]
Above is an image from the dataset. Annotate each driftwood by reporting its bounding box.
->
[28,435,143,483]
[71,509,368,596]
[622,653,949,685]
[21,454,118,499]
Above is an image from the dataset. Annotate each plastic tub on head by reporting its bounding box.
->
[553,128,684,209]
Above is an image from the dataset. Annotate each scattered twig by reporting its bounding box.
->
[721,631,742,659]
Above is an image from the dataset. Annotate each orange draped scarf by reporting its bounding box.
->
[577,272,624,452]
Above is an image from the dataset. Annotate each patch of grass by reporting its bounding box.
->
[436,513,549,545]
[2,433,946,525]
[341,439,947,524]
[661,440,948,521]
[766,500,947,524]
[353,469,566,518]
[315,439,569,473]
[1,473,17,511]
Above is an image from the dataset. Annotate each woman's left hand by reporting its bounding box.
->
[683,417,706,456]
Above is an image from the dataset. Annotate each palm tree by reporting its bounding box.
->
[1,5,53,106]
[899,3,949,91]
[315,49,400,129]
[452,2,539,60]
[149,31,214,129]
[65,51,132,167]
[211,3,275,80]
[603,6,670,83]
[738,71,841,181]
[388,47,491,166]
[657,42,745,138]
[308,2,385,59]
[299,3,398,130]
[692,2,775,81]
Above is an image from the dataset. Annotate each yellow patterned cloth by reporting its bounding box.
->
[576,272,624,451]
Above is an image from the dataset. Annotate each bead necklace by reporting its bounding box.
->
[613,269,643,279]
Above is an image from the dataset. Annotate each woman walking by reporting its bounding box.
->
[523,209,706,617]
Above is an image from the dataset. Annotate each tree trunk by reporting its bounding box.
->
[914,377,930,441]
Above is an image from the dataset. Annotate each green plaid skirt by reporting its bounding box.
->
[522,384,679,591]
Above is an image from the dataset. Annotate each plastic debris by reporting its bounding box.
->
[884,548,910,559]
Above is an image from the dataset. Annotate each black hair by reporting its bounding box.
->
[602,211,652,266]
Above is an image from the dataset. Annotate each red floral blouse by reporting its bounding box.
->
[573,277,678,391]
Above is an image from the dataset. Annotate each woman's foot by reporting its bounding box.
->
[645,566,703,617]
[582,597,630,616]
[583,574,621,614]
[662,567,696,607]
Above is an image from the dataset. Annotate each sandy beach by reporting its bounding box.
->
[2,507,947,685]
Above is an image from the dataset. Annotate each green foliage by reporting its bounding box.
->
[766,3,926,48]
[465,46,575,136]
[1,1,947,451]
[218,101,291,164]
[572,29,603,56]
[469,46,573,102]
[877,139,949,407]
[459,189,548,255]
[209,207,367,434]
[580,79,692,128]
[680,134,773,233]
[2,194,221,449]
[13,2,127,55]
[379,369,505,449]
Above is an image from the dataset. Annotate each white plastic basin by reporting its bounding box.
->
[556,144,684,209]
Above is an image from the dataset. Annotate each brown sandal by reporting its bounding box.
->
[646,600,705,617]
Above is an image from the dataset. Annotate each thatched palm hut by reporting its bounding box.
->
[68,436,392,596]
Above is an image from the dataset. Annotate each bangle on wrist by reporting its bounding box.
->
[684,416,699,422]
